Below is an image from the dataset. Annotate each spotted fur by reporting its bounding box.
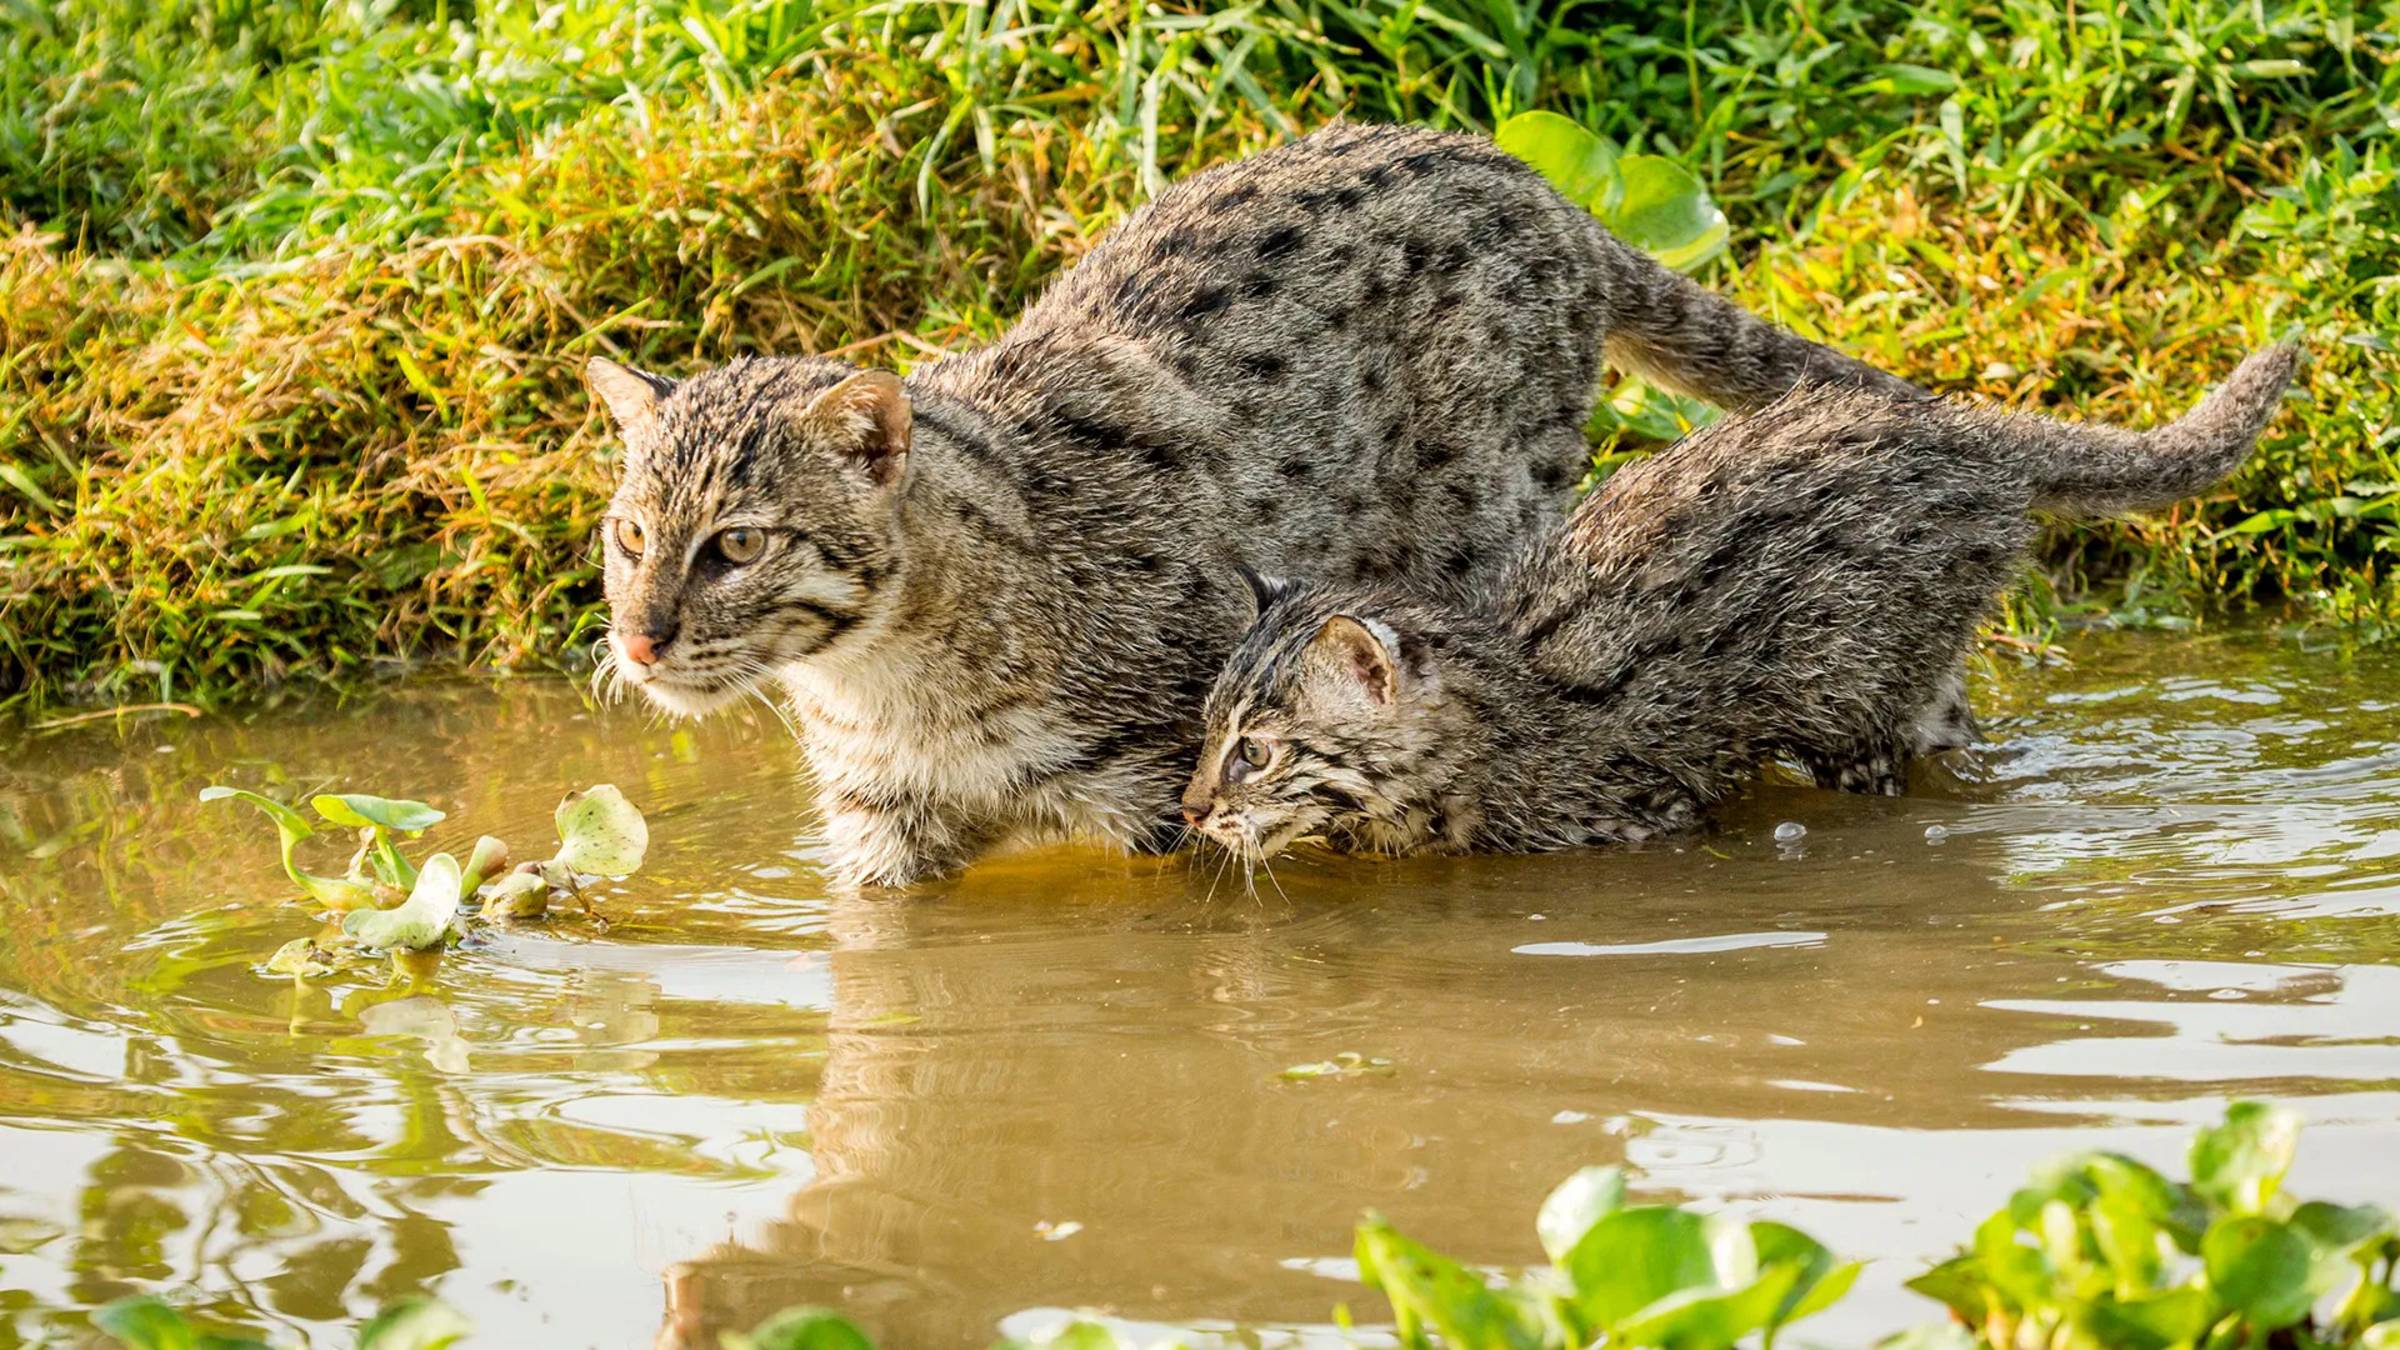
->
[587,121,1917,886]
[1184,345,2301,859]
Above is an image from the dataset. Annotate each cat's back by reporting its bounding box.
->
[915,121,1609,592]
[1505,390,2033,731]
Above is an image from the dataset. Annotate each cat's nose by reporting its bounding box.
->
[1180,803,1208,828]
[619,624,678,667]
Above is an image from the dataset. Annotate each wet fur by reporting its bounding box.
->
[590,121,1917,886]
[1185,346,2301,858]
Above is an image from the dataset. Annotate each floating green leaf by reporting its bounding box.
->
[342,853,462,951]
[264,937,338,980]
[1278,1052,1394,1081]
[2204,1214,2317,1330]
[551,784,648,877]
[1537,1166,1627,1263]
[353,1299,471,1350]
[92,1297,269,1350]
[2191,1100,2301,1215]
[311,794,445,833]
[1562,1206,1752,1331]
[201,785,377,910]
[729,1306,883,1345]
[1356,1214,1549,1350]
[459,835,509,895]
[480,869,550,920]
[1752,1219,1863,1333]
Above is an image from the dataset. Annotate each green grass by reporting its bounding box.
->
[2,0,2396,709]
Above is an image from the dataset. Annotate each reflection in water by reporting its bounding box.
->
[2,632,2399,1348]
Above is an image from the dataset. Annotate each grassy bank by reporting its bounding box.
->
[2,0,2395,710]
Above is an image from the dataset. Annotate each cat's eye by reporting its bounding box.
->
[714,527,767,565]
[612,517,646,558]
[1225,736,1273,784]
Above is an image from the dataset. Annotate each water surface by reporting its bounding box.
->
[3,631,2398,1347]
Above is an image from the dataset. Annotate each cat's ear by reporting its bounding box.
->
[798,369,912,488]
[586,357,675,436]
[1234,564,1284,618]
[1307,615,1401,706]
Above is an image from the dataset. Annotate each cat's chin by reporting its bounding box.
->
[630,676,747,719]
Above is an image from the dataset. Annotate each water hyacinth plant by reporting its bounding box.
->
[80,1104,2400,1348]
[200,781,650,969]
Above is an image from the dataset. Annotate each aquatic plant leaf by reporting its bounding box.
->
[1494,111,1618,208]
[2367,1320,2400,1349]
[263,938,338,980]
[1279,1052,1394,1081]
[1002,1322,1126,1350]
[1604,155,1729,273]
[311,794,445,833]
[1903,1255,1993,1323]
[458,835,509,895]
[2087,1287,2214,1350]
[342,853,462,951]
[2191,1101,2301,1215]
[481,869,550,920]
[1563,1207,1754,1331]
[1355,1214,1548,1350]
[1537,1166,1627,1263]
[92,1297,270,1350]
[552,784,648,876]
[2203,1214,2316,1330]
[1751,1219,1862,1329]
[1611,1260,1800,1349]
[200,786,376,909]
[725,1307,876,1350]
[353,1297,471,1350]
[2292,1200,2396,1256]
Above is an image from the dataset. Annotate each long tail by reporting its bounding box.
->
[2011,343,2301,516]
[1590,227,1928,411]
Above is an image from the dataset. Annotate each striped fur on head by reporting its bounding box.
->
[589,354,906,716]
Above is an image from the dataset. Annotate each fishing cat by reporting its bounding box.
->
[1180,345,2300,860]
[585,121,1920,886]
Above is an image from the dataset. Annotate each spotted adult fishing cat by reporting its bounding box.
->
[585,121,1919,886]
[1180,345,2299,860]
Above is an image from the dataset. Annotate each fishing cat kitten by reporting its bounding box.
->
[586,121,1919,887]
[1181,345,2300,860]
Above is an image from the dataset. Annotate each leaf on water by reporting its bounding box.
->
[199,786,314,846]
[1278,1052,1394,1081]
[353,1297,472,1350]
[202,785,377,909]
[459,835,509,894]
[263,938,338,980]
[480,869,551,920]
[2202,1214,2316,1330]
[311,793,445,833]
[728,1308,878,1350]
[93,1296,272,1350]
[1752,1219,1862,1330]
[1537,1166,1628,1263]
[1494,110,1619,208]
[552,784,649,877]
[1602,155,1730,273]
[1562,1206,1754,1331]
[342,853,462,951]
[2190,1100,2301,1215]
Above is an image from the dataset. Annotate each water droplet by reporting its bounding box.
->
[1773,821,1807,844]
[1923,824,1950,844]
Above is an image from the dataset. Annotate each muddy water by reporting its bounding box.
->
[2,631,2398,1348]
